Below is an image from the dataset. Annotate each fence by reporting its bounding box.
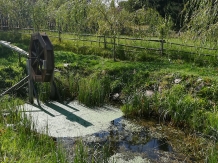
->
[1,27,218,62]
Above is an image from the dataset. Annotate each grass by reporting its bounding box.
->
[0,98,67,163]
[1,31,218,162]
[72,139,111,163]
[78,75,110,107]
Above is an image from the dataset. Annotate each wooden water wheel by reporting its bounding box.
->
[29,33,54,82]
[28,33,59,105]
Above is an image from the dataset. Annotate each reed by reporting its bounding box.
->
[73,139,111,163]
[78,75,110,107]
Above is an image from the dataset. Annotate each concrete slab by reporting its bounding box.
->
[18,100,123,138]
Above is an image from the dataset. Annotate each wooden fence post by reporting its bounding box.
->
[104,35,107,49]
[57,18,62,42]
[18,53,21,64]
[98,35,100,47]
[160,28,164,55]
[27,59,33,104]
[113,36,116,61]
[160,39,164,55]
[58,24,61,42]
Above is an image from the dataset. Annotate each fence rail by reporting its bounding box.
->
[0,27,218,60]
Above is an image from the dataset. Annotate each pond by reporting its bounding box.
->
[19,100,211,162]
[58,116,210,162]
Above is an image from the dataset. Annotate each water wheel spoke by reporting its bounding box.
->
[32,51,37,56]
[32,48,44,67]
[38,48,44,58]
[32,58,40,67]
[33,41,39,54]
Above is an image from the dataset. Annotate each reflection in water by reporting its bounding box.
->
[93,117,173,160]
[58,117,174,162]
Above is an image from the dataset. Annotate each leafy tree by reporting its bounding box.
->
[119,0,187,30]
[32,0,47,31]
[0,0,33,29]
[183,0,218,41]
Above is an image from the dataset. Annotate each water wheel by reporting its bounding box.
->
[29,33,54,82]
[28,33,59,105]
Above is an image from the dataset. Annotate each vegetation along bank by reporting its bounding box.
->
[1,0,218,162]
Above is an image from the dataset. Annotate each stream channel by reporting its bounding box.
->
[58,116,209,163]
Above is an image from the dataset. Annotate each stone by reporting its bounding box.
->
[145,90,154,97]
[174,79,182,84]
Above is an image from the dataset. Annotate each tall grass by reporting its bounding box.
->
[73,139,112,163]
[0,98,67,163]
[208,145,218,163]
[78,75,110,107]
[121,91,153,117]
[121,78,218,135]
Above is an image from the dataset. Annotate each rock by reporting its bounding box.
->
[197,78,203,83]
[6,124,15,128]
[195,83,205,91]
[113,93,120,100]
[101,70,106,75]
[145,90,154,97]
[64,63,69,68]
[158,86,162,92]
[174,79,182,84]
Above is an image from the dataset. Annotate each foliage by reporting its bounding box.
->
[182,0,218,41]
[0,0,175,38]
[119,0,186,30]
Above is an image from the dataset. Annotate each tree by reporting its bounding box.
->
[32,0,47,31]
[119,0,187,30]
[183,0,218,41]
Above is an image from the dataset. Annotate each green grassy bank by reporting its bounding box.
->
[1,31,218,162]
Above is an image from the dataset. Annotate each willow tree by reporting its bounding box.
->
[87,0,132,35]
[0,0,34,30]
[46,0,68,31]
[133,8,171,37]
[0,0,10,27]
[183,0,218,42]
[31,0,48,32]
[70,0,89,33]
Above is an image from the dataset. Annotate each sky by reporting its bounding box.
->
[103,0,128,7]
